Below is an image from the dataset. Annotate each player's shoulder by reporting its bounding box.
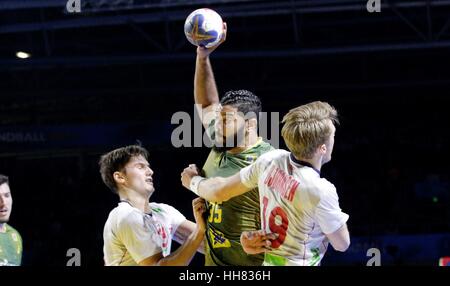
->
[149,202,178,215]
[5,224,22,240]
[108,202,141,226]
[255,139,276,153]
[257,149,290,162]
[306,176,337,199]
[317,177,336,192]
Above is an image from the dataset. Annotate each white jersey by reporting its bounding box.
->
[103,201,186,266]
[240,149,349,266]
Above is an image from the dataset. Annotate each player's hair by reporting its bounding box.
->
[220,89,262,120]
[282,101,339,159]
[99,145,149,194]
[0,174,9,186]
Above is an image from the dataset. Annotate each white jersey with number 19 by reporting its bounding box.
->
[240,149,349,266]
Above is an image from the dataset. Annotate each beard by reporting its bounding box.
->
[212,144,234,153]
[212,125,246,153]
[0,217,9,224]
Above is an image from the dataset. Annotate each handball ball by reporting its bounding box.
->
[184,8,224,48]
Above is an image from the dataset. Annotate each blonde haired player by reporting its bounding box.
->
[181,101,350,266]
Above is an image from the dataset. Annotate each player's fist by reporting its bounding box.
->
[181,164,200,190]
[197,22,227,59]
[192,197,207,232]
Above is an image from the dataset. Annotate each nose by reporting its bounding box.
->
[147,167,154,176]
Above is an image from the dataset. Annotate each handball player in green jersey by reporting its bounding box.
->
[191,22,274,266]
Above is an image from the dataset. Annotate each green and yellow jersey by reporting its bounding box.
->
[0,224,22,266]
[202,137,273,266]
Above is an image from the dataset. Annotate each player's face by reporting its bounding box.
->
[322,122,336,164]
[214,105,246,150]
[122,155,155,196]
[0,183,12,224]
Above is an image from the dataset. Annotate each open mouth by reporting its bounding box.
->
[145,178,153,184]
[0,209,8,215]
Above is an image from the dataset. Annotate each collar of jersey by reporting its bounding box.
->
[0,223,8,233]
[227,137,263,155]
[119,200,153,216]
[289,153,321,176]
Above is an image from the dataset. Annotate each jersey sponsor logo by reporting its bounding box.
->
[263,165,299,202]
[208,228,231,249]
[245,155,258,163]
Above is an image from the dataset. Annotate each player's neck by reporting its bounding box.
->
[0,223,6,233]
[119,189,151,213]
[294,156,322,172]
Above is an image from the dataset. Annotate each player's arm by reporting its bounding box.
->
[181,164,251,202]
[137,198,206,266]
[326,223,350,252]
[138,228,204,266]
[194,23,227,128]
[173,220,205,254]
[138,229,203,266]
[314,186,350,253]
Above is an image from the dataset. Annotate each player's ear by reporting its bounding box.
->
[244,117,257,135]
[318,144,327,155]
[113,171,126,185]
[247,117,257,129]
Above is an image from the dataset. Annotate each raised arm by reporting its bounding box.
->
[194,23,227,126]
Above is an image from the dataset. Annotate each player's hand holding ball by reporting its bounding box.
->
[184,8,227,59]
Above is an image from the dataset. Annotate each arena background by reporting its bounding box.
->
[0,0,449,266]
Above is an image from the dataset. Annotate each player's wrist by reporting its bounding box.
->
[196,224,206,234]
[196,51,209,60]
[190,176,206,196]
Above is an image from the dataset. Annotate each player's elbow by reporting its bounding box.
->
[206,178,231,202]
[334,242,350,252]
[332,237,350,252]
[208,191,229,203]
[327,226,351,252]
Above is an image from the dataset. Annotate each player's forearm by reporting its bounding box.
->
[197,238,205,254]
[198,177,230,202]
[156,227,205,266]
[327,223,351,252]
[174,221,205,255]
[194,56,220,108]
